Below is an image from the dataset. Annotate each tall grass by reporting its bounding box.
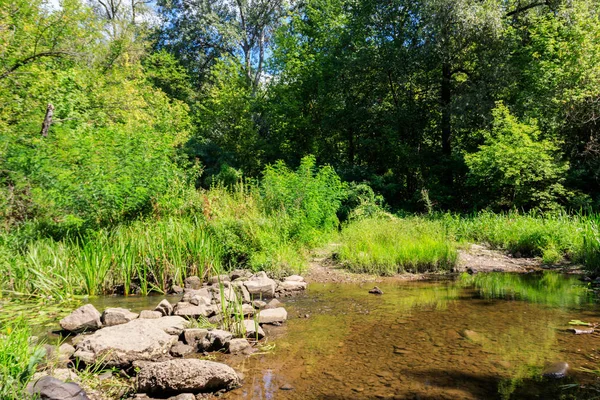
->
[336,217,457,275]
[0,318,46,399]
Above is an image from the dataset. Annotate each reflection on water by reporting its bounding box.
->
[222,274,600,400]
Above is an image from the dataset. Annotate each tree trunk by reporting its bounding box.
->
[441,62,452,157]
[40,104,54,137]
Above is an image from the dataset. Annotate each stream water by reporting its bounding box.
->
[45,272,600,399]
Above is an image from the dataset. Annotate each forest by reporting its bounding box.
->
[2,0,600,398]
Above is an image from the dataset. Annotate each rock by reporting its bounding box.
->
[73,318,185,367]
[183,329,209,348]
[277,281,307,291]
[252,300,267,309]
[139,310,162,319]
[101,308,138,327]
[174,302,216,319]
[184,276,202,290]
[460,329,483,343]
[369,286,383,295]
[43,343,75,367]
[241,304,255,316]
[280,384,294,391]
[171,342,194,357]
[32,368,79,384]
[284,275,304,282]
[205,329,233,351]
[231,281,251,303]
[59,304,102,333]
[168,394,196,400]
[227,339,251,354]
[208,275,230,284]
[136,359,240,394]
[155,299,174,317]
[243,272,277,298]
[569,327,595,334]
[264,299,282,309]
[28,376,89,400]
[171,285,184,295]
[257,308,287,324]
[230,269,251,281]
[542,362,569,379]
[241,320,264,339]
[467,267,478,275]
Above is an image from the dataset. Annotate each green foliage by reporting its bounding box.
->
[464,103,569,210]
[337,217,457,275]
[0,318,45,400]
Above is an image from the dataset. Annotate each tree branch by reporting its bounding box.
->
[0,51,72,80]
[506,1,549,17]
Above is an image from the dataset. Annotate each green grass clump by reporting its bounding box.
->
[336,217,457,275]
[0,318,45,399]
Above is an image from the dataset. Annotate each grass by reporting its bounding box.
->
[336,217,457,275]
[0,318,46,400]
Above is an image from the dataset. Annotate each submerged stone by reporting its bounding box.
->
[542,362,569,379]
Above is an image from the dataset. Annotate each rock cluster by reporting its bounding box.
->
[34,270,305,399]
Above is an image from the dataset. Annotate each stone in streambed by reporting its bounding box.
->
[139,310,162,319]
[155,299,174,316]
[241,320,265,339]
[184,276,202,290]
[183,328,209,349]
[542,362,569,379]
[135,359,240,394]
[208,274,230,284]
[170,342,194,357]
[205,329,233,351]
[73,317,186,367]
[264,299,282,309]
[60,304,102,333]
[243,272,277,298]
[284,275,304,282]
[101,308,138,327]
[257,307,287,324]
[369,286,383,295]
[28,376,89,400]
[173,302,216,318]
[568,327,595,334]
[227,338,251,354]
[277,280,307,291]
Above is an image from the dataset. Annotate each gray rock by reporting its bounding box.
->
[184,276,202,290]
[208,275,230,284]
[43,343,75,367]
[136,359,240,394]
[258,308,287,324]
[277,281,307,291]
[252,300,267,309]
[155,299,174,317]
[183,329,209,348]
[167,394,196,400]
[174,302,215,319]
[182,288,211,304]
[171,342,194,357]
[101,308,138,327]
[227,339,251,354]
[264,299,282,309]
[243,272,277,298]
[73,317,186,367]
[231,281,251,303]
[542,362,569,379]
[205,329,233,350]
[230,269,251,281]
[241,320,265,339]
[284,275,304,282]
[139,310,162,319]
[368,286,383,295]
[59,304,102,333]
[28,376,89,400]
[568,327,595,334]
[241,304,255,316]
[171,285,184,295]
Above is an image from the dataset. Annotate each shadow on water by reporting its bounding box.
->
[222,273,600,400]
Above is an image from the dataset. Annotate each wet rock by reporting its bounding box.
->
[139,310,162,319]
[28,376,89,400]
[230,269,251,281]
[280,384,294,391]
[101,308,138,327]
[258,307,287,324]
[264,299,282,309]
[369,286,384,295]
[60,304,102,333]
[184,276,202,290]
[205,329,233,350]
[73,317,186,367]
[542,362,569,379]
[241,320,265,339]
[208,275,230,284]
[183,329,209,349]
[243,272,277,298]
[277,280,307,292]
[568,327,595,334]
[171,342,194,357]
[155,299,174,317]
[174,302,216,318]
[227,338,251,354]
[460,329,483,343]
[135,359,240,394]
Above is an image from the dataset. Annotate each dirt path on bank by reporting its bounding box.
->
[304,243,576,284]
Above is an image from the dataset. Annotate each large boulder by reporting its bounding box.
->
[101,308,138,327]
[28,376,89,400]
[136,359,240,394]
[243,272,277,298]
[257,308,287,324]
[73,317,186,367]
[60,304,102,333]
